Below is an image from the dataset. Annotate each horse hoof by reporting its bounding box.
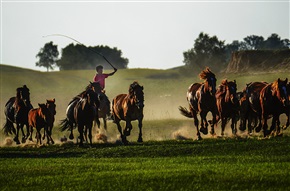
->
[69,134,74,140]
[200,127,208,135]
[21,138,26,144]
[137,138,143,143]
[196,136,203,141]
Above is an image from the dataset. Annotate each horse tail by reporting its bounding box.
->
[59,118,71,132]
[178,106,193,118]
[3,119,16,136]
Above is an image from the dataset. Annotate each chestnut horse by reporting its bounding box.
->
[3,85,33,144]
[74,88,100,146]
[28,99,56,144]
[60,82,101,141]
[179,67,217,140]
[28,103,53,145]
[215,79,239,136]
[112,81,144,144]
[239,81,268,134]
[260,78,289,137]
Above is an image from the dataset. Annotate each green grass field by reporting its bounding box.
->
[1,64,290,190]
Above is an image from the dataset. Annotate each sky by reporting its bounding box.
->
[1,0,289,71]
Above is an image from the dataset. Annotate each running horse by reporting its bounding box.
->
[60,82,101,141]
[239,81,268,134]
[112,81,144,144]
[3,85,33,144]
[260,78,289,137]
[215,79,239,136]
[96,92,110,131]
[179,67,217,140]
[28,99,56,144]
[28,103,54,145]
[74,88,100,146]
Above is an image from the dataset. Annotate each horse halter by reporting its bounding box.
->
[132,87,144,109]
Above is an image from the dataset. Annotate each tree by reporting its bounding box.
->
[183,32,226,71]
[36,42,59,72]
[262,33,289,50]
[57,44,128,70]
[242,35,264,50]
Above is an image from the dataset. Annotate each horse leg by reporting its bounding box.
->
[262,114,269,137]
[231,116,237,136]
[78,125,84,146]
[124,121,132,136]
[103,118,107,131]
[137,118,143,142]
[191,109,201,140]
[88,122,93,146]
[116,121,128,145]
[199,111,208,135]
[14,123,21,144]
[29,126,33,141]
[69,122,74,140]
[210,111,217,136]
[221,117,226,136]
[20,124,26,143]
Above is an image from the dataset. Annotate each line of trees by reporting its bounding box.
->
[35,33,289,72]
[183,33,290,72]
[35,42,128,71]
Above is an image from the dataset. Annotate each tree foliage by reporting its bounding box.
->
[36,41,59,72]
[183,32,289,73]
[183,32,226,72]
[57,44,128,70]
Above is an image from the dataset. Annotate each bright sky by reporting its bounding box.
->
[1,0,289,71]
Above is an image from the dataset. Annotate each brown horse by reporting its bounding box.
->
[60,82,101,141]
[215,79,239,136]
[179,67,217,140]
[3,85,33,144]
[29,99,56,144]
[74,88,100,146]
[282,82,290,130]
[28,103,53,145]
[239,81,268,134]
[260,78,289,137]
[112,81,144,144]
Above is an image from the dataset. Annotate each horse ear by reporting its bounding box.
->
[285,78,288,83]
[141,86,144,90]
[53,98,55,103]
[234,80,236,84]
[278,78,281,83]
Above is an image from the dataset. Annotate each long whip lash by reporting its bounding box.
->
[43,34,116,69]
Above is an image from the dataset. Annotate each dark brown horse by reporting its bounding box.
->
[3,85,33,144]
[239,81,268,134]
[260,78,289,137]
[215,79,239,136]
[179,67,217,140]
[112,81,144,144]
[60,82,101,141]
[28,103,53,145]
[282,82,290,130]
[74,88,99,146]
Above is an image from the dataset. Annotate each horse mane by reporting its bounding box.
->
[271,78,288,99]
[129,81,142,96]
[199,67,215,81]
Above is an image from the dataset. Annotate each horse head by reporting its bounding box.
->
[275,78,289,106]
[46,99,56,115]
[223,80,238,104]
[129,81,144,109]
[84,89,99,107]
[16,85,31,107]
[38,103,51,122]
[199,67,216,96]
[89,81,102,94]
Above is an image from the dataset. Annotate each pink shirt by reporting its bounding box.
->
[93,74,109,89]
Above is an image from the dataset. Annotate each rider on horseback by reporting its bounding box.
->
[93,65,117,119]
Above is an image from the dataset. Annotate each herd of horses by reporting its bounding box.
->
[179,67,290,140]
[2,67,290,146]
[3,81,144,146]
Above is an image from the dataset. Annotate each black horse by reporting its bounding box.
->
[3,85,33,144]
[60,82,101,142]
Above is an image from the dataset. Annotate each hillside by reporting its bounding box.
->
[225,49,290,73]
[1,64,289,124]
